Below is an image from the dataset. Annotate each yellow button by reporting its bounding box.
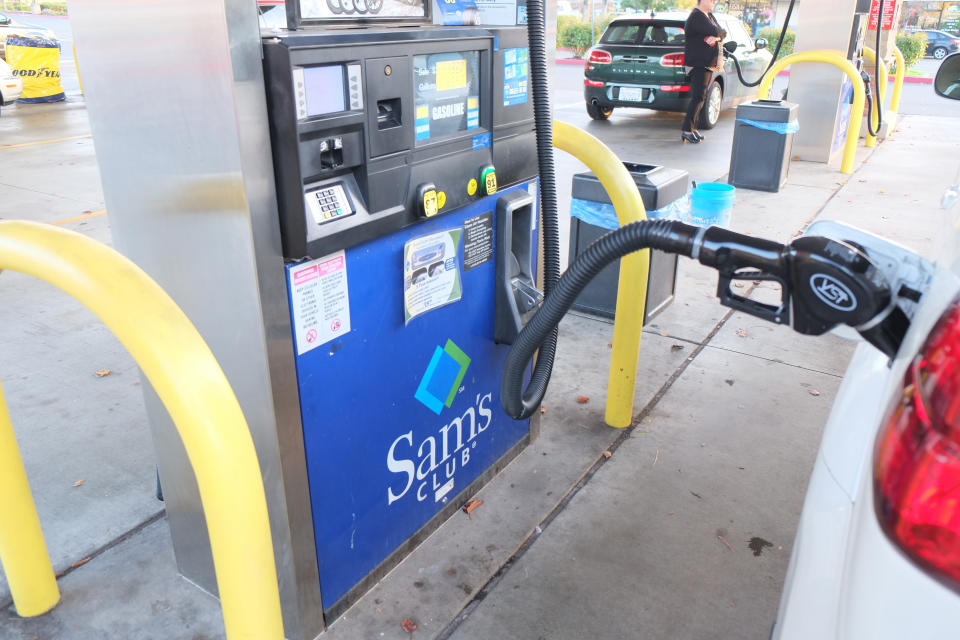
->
[467,178,478,196]
[423,189,438,217]
[437,191,447,209]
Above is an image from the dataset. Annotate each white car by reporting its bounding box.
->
[773,53,960,639]
[0,56,22,107]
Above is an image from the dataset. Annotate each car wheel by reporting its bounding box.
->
[586,102,613,120]
[698,81,722,130]
[934,46,948,60]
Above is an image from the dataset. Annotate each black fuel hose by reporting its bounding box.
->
[867,0,885,137]
[727,0,796,88]
[519,0,561,420]
[501,220,700,419]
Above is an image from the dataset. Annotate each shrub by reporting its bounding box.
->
[755,27,796,60]
[40,1,68,15]
[558,20,594,58]
[896,31,927,69]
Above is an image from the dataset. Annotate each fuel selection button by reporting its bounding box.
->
[417,183,439,218]
[480,166,497,196]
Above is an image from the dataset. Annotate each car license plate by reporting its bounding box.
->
[618,87,648,102]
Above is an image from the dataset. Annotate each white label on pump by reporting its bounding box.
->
[289,251,351,355]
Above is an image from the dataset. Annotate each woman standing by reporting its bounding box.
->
[682,0,726,143]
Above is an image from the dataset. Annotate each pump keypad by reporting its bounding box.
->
[306,183,355,225]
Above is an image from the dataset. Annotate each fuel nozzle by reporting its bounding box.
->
[695,226,907,357]
[860,70,873,98]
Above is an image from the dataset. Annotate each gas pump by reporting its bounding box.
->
[257,0,558,621]
[788,0,872,162]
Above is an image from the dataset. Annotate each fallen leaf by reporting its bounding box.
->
[72,480,84,488]
[735,328,748,338]
[95,369,111,378]
[603,450,612,459]
[879,189,886,194]
[71,557,91,569]
[401,618,418,633]
[576,395,589,404]
[462,499,483,515]
[539,406,547,415]
[858,179,867,183]
[809,389,821,396]
[670,344,684,351]
[725,379,734,386]
[607,343,613,348]
[733,282,745,289]
[659,331,668,337]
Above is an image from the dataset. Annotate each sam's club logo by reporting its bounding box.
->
[415,339,471,414]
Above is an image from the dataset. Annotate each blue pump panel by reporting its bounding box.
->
[286,181,537,608]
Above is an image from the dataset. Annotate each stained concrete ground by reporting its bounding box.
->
[1,65,958,640]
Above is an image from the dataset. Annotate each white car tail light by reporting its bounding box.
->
[875,299,960,589]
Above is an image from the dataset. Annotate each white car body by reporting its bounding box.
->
[773,55,960,637]
[0,57,22,105]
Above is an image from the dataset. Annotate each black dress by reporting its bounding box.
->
[682,8,723,132]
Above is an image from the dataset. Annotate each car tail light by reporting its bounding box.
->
[875,299,960,590]
[584,79,605,87]
[659,85,690,92]
[660,52,685,67]
[588,49,612,64]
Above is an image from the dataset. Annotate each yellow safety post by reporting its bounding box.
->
[891,46,905,116]
[0,221,283,640]
[72,43,83,96]
[553,121,648,428]
[0,380,60,617]
[758,50,866,174]
[862,46,889,147]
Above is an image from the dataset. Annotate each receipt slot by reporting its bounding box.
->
[264,25,539,617]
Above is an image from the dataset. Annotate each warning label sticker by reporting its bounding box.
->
[289,251,351,355]
[463,212,493,271]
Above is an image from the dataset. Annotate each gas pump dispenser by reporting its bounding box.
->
[788,0,872,162]
[259,4,546,620]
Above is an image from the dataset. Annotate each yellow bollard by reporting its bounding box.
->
[0,221,284,640]
[552,121,649,428]
[862,46,889,147]
[890,46,905,117]
[0,379,60,617]
[758,51,865,174]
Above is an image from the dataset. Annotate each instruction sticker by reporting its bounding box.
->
[463,212,494,271]
[289,251,351,355]
[503,47,529,106]
[404,230,463,324]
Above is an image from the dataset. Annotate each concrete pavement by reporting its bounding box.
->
[1,81,958,640]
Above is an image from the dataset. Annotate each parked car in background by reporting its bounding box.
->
[0,11,58,61]
[0,56,23,107]
[772,53,960,639]
[582,12,772,129]
[920,29,960,59]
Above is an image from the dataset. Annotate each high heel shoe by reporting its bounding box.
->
[693,131,704,141]
[681,131,700,144]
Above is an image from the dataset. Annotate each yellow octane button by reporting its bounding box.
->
[437,191,447,209]
[481,167,497,195]
[467,178,478,196]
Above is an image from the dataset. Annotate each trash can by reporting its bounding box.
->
[569,162,688,321]
[689,182,736,227]
[728,99,798,193]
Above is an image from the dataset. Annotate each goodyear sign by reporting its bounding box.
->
[6,36,64,103]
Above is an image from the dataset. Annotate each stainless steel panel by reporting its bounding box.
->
[789,0,859,162]
[68,1,324,638]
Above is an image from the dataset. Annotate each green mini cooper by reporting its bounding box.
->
[583,12,772,129]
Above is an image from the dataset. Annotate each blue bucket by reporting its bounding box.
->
[689,182,735,227]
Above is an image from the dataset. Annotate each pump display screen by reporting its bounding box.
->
[303,65,346,116]
[413,51,481,144]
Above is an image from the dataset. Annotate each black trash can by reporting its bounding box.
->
[728,99,798,193]
[569,162,688,321]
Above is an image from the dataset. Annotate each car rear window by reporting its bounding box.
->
[600,21,685,46]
